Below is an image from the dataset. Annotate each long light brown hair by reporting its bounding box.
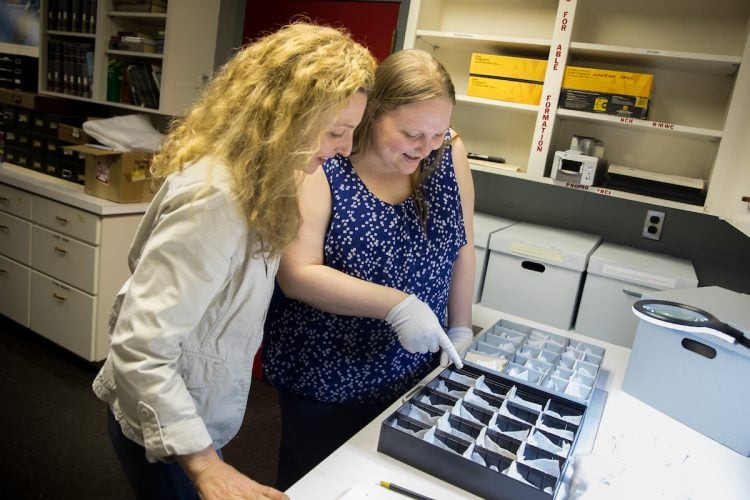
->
[350,49,456,229]
[151,23,376,256]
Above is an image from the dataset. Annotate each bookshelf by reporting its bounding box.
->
[38,0,245,116]
[403,0,750,236]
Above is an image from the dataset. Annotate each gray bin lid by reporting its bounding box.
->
[587,242,698,289]
[473,212,517,250]
[488,222,602,271]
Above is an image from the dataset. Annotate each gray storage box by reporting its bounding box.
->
[574,243,698,347]
[473,213,517,303]
[622,286,750,455]
[481,223,601,329]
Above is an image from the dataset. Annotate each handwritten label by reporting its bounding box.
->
[510,242,564,263]
[594,187,612,195]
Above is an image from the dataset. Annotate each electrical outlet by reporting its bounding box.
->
[642,210,665,240]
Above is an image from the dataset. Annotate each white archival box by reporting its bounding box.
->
[575,243,699,347]
[472,213,517,303]
[481,222,601,329]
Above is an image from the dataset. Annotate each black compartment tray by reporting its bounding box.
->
[378,364,607,500]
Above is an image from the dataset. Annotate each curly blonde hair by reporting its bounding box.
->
[151,22,376,256]
[350,49,455,231]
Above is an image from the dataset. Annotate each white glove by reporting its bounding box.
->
[440,326,474,367]
[385,294,463,368]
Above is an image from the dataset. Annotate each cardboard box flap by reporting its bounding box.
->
[65,144,129,157]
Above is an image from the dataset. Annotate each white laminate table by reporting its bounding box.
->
[286,305,750,500]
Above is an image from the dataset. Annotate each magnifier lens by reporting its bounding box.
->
[643,303,710,324]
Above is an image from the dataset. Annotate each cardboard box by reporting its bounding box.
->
[66,145,155,203]
[482,222,602,329]
[467,76,544,105]
[560,66,653,118]
[58,123,91,145]
[623,286,750,455]
[469,53,547,82]
[467,53,547,105]
[574,243,698,347]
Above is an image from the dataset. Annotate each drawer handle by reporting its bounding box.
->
[55,216,70,225]
[52,293,67,303]
[54,246,68,256]
[0,268,7,275]
[0,196,8,204]
[0,224,8,231]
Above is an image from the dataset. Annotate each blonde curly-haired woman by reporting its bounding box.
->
[92,23,375,500]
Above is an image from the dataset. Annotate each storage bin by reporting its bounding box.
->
[574,243,698,347]
[622,286,750,456]
[473,213,517,303]
[378,361,607,500]
[481,223,601,329]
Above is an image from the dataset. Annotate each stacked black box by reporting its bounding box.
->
[0,88,83,184]
[0,53,39,93]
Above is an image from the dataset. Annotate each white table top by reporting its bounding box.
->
[0,162,150,216]
[287,305,750,500]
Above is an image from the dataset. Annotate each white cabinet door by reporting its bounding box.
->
[29,270,96,360]
[31,225,98,294]
[32,195,101,244]
[0,211,32,265]
[704,27,750,237]
[0,183,32,219]
[0,255,30,327]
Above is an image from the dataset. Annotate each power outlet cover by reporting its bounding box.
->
[642,210,665,240]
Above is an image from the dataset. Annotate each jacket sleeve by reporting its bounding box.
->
[108,176,246,461]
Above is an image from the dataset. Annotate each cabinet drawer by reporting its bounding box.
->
[32,195,100,244]
[31,225,98,294]
[0,211,32,265]
[0,183,32,219]
[29,270,95,360]
[0,254,30,327]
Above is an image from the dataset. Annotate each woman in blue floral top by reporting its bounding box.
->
[263,49,476,490]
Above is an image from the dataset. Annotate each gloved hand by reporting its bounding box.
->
[385,294,463,368]
[440,326,474,367]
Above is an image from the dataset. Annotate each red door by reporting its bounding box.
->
[243,0,401,61]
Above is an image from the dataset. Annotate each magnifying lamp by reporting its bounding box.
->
[632,299,750,349]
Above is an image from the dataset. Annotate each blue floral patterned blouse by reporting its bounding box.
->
[263,138,467,404]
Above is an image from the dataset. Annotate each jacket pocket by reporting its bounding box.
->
[178,351,226,389]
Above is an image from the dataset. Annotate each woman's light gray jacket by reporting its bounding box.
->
[93,157,278,462]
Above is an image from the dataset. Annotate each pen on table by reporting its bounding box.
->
[467,152,506,164]
[379,480,435,500]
